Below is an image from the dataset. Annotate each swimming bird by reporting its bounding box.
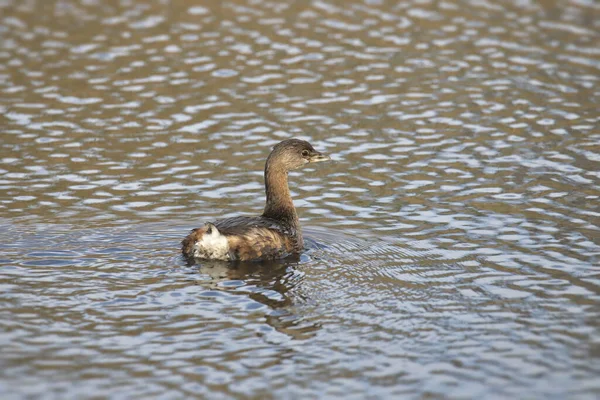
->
[182,139,330,261]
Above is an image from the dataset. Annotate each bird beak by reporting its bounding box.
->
[308,152,331,163]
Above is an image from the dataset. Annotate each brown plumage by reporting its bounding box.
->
[182,139,330,262]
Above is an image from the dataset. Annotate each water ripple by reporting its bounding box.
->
[1,0,599,398]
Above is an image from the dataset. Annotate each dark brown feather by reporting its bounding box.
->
[213,216,294,237]
[214,216,301,261]
[227,227,293,261]
[181,228,206,259]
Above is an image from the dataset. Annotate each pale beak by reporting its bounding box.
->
[308,152,331,163]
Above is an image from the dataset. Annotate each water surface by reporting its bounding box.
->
[1,0,599,398]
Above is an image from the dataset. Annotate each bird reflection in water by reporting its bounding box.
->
[185,253,320,340]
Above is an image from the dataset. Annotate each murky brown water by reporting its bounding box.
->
[1,0,599,398]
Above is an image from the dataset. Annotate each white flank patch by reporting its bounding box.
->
[193,225,230,260]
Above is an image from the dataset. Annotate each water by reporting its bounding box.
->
[1,0,599,398]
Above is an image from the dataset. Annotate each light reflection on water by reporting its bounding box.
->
[1,0,599,398]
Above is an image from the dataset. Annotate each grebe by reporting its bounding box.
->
[182,139,330,261]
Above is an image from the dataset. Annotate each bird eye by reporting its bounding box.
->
[301,150,309,157]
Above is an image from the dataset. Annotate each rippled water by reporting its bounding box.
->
[1,0,599,398]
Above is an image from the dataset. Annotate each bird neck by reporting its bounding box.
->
[262,163,298,227]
